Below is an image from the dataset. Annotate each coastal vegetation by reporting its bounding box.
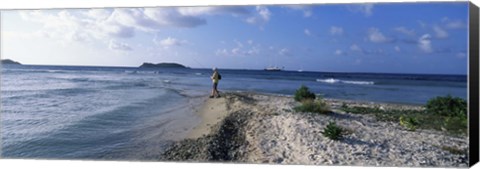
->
[399,116,419,131]
[340,95,468,135]
[294,85,316,102]
[426,95,467,117]
[294,99,330,114]
[293,85,467,135]
[294,85,330,114]
[161,92,468,166]
[321,122,345,141]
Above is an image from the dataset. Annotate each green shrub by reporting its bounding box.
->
[426,95,467,117]
[443,115,468,134]
[321,122,344,140]
[294,99,330,114]
[294,85,316,102]
[399,116,419,131]
[340,97,468,136]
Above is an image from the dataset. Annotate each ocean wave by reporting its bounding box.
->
[316,78,374,85]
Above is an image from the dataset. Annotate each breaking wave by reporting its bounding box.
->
[316,78,375,85]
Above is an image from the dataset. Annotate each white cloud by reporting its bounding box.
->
[215,49,229,56]
[304,29,312,36]
[177,6,249,16]
[350,44,362,52]
[394,46,401,52]
[334,49,344,56]
[234,40,244,48]
[394,27,415,36]
[17,8,209,47]
[247,47,260,55]
[445,21,466,29]
[229,48,258,56]
[348,4,374,17]
[433,25,448,39]
[246,6,271,27]
[418,34,433,53]
[83,9,111,20]
[231,48,242,55]
[3,30,53,40]
[367,27,389,43]
[141,8,207,29]
[154,37,187,48]
[441,17,467,29]
[17,7,253,47]
[417,20,427,28]
[330,26,344,36]
[456,52,466,59]
[257,6,271,21]
[109,40,133,51]
[284,5,313,17]
[279,48,290,56]
[303,10,313,17]
[216,40,260,56]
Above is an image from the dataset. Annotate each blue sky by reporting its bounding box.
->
[1,2,469,74]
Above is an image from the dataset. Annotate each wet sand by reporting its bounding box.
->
[187,96,228,139]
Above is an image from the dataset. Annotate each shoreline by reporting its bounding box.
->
[161,91,468,167]
[186,96,229,139]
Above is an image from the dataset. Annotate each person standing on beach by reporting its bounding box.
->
[210,67,221,98]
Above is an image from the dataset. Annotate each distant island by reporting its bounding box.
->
[1,59,22,65]
[139,62,188,69]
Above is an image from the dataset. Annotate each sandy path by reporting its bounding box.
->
[187,97,228,139]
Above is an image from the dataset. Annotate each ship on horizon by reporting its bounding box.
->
[264,66,284,71]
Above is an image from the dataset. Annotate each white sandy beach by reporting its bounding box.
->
[163,92,468,167]
[187,97,229,139]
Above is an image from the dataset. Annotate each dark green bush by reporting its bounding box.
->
[294,85,316,102]
[321,121,344,140]
[399,116,419,131]
[426,95,467,117]
[294,99,330,114]
[443,116,468,134]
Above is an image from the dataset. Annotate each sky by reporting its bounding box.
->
[1,2,470,74]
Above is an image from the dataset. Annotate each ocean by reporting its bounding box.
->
[0,64,467,160]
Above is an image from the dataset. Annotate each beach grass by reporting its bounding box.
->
[340,99,467,135]
[293,85,330,114]
[321,121,345,140]
[292,85,468,135]
[294,99,330,114]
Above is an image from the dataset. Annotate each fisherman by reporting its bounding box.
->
[210,67,221,98]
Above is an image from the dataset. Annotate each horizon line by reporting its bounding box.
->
[1,62,468,76]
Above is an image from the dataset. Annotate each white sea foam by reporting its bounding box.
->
[316,78,374,85]
[316,78,340,84]
[342,80,375,85]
